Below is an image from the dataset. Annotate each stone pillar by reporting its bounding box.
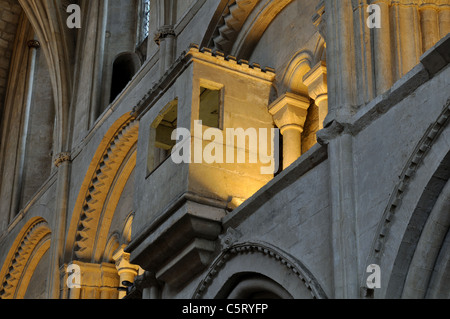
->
[324,0,357,122]
[392,3,421,78]
[155,26,176,76]
[48,152,71,299]
[420,5,440,52]
[113,247,140,299]
[303,61,328,130]
[373,0,394,95]
[64,261,119,299]
[269,93,310,169]
[439,6,450,39]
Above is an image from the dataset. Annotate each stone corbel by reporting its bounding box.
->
[27,40,40,49]
[269,93,311,169]
[154,25,176,45]
[303,61,328,130]
[53,152,71,167]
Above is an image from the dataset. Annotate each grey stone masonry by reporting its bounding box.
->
[0,0,21,131]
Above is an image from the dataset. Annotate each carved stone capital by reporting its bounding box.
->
[303,61,328,102]
[154,25,176,45]
[53,152,71,167]
[113,247,140,275]
[27,40,41,49]
[268,93,311,134]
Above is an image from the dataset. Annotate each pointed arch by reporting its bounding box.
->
[0,217,51,299]
[17,0,74,153]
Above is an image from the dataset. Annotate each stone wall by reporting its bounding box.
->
[0,0,21,132]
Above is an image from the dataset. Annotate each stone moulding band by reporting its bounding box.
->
[72,118,139,262]
[369,98,450,263]
[0,218,51,299]
[192,240,328,299]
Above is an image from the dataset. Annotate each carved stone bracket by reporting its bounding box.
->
[219,228,242,251]
[154,25,176,45]
[27,40,41,49]
[53,152,71,167]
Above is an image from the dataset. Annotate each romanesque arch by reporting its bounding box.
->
[365,98,450,298]
[193,241,328,299]
[65,113,139,263]
[0,217,51,299]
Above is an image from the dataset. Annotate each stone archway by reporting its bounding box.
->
[193,241,328,299]
[65,113,139,263]
[0,217,51,299]
[364,98,450,298]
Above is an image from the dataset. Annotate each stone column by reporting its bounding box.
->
[439,6,450,39]
[303,61,328,130]
[420,5,440,52]
[373,0,394,95]
[48,152,71,299]
[113,247,140,299]
[155,26,176,76]
[269,93,310,169]
[324,0,357,122]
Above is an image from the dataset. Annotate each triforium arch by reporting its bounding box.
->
[65,112,139,264]
[365,99,450,299]
[0,217,51,299]
[193,241,328,299]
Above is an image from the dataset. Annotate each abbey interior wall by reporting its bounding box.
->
[0,0,449,300]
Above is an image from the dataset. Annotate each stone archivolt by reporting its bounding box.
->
[71,118,139,262]
[212,0,260,53]
[0,218,51,299]
[193,241,328,299]
[369,98,450,260]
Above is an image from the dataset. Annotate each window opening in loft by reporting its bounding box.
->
[199,86,221,128]
[109,54,136,103]
[153,100,178,170]
[141,0,151,40]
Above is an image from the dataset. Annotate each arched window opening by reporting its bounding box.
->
[141,0,151,41]
[109,54,139,103]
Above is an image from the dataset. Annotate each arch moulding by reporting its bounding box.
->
[193,240,328,299]
[0,217,51,299]
[65,113,139,263]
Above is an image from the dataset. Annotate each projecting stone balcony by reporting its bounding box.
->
[126,45,276,288]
